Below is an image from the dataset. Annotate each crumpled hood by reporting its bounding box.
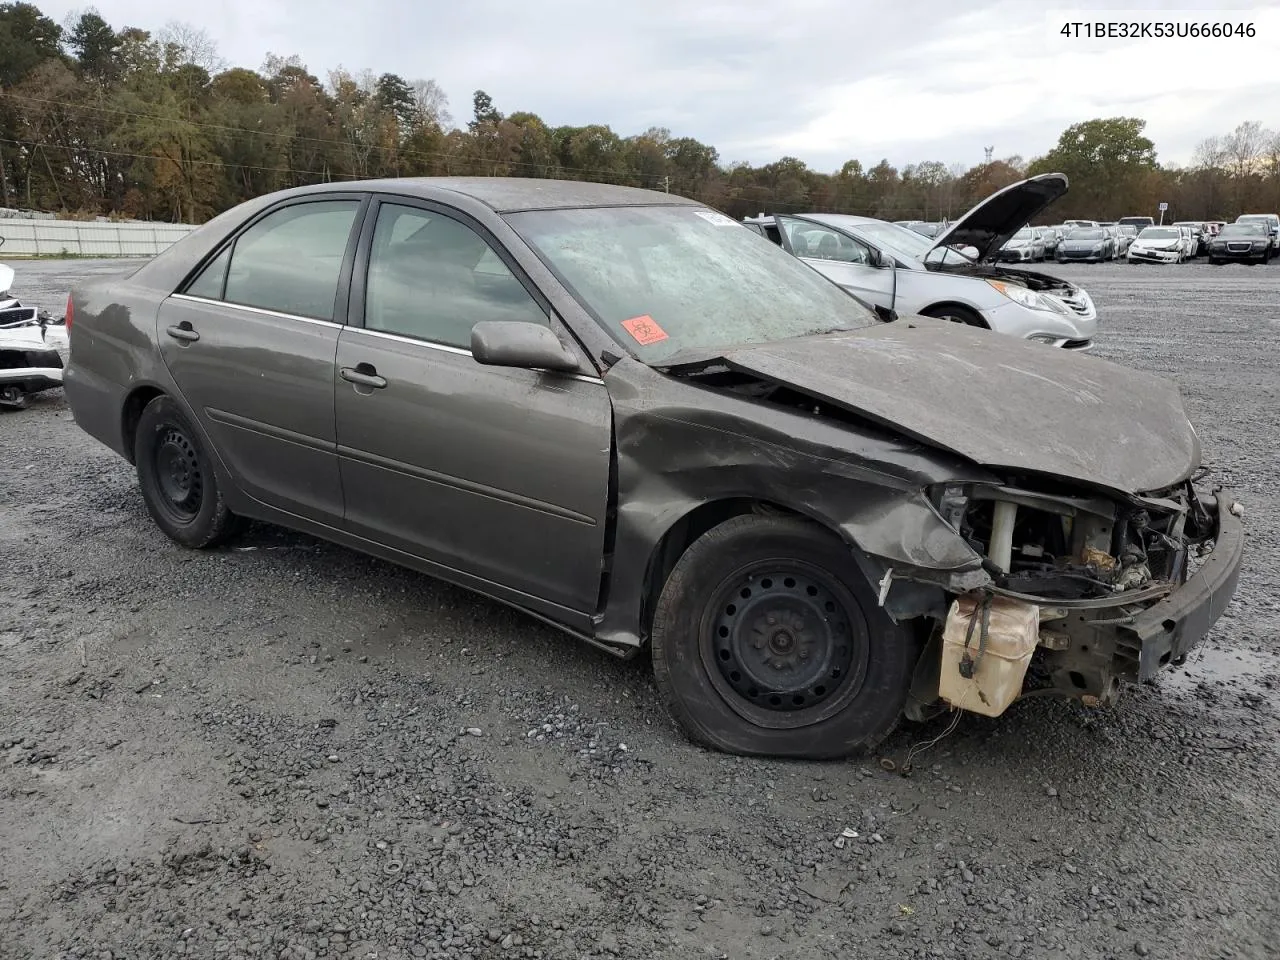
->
[718,318,1200,496]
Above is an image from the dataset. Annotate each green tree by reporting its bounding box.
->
[1026,117,1157,219]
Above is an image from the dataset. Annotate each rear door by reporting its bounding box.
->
[332,196,612,617]
[158,194,367,524]
[776,216,896,309]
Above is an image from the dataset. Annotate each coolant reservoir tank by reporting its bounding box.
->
[939,594,1040,717]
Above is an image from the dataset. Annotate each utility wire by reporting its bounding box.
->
[0,91,692,188]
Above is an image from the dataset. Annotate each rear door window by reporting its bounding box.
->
[187,200,361,321]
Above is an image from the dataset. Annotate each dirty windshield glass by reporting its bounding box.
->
[507,205,879,363]
[1220,223,1265,237]
[1139,227,1179,240]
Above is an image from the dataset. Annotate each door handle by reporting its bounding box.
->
[340,365,387,389]
[166,323,199,342]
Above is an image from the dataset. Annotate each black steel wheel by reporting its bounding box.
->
[134,395,241,548]
[704,562,866,726]
[651,514,918,759]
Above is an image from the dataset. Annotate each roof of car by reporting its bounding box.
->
[335,176,700,213]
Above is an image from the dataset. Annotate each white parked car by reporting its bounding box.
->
[743,173,1097,350]
[1127,226,1186,263]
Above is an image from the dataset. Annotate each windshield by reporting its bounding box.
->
[1220,223,1265,237]
[1138,227,1178,239]
[1069,229,1104,240]
[1011,228,1033,239]
[1236,215,1272,223]
[506,205,879,363]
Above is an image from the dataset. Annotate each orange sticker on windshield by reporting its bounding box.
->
[621,315,669,346]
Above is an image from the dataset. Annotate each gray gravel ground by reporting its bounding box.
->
[2,257,1278,960]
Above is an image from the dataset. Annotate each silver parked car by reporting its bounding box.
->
[1038,225,1064,257]
[60,176,1242,760]
[1113,224,1139,258]
[744,174,1097,350]
[997,226,1046,263]
[1056,226,1116,263]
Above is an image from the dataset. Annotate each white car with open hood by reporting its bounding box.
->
[743,173,1098,350]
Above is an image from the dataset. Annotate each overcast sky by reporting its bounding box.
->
[38,0,1280,172]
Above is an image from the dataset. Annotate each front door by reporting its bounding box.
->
[776,216,897,310]
[157,195,365,523]
[333,198,612,616]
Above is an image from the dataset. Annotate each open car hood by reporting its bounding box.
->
[930,173,1069,263]
[718,317,1199,496]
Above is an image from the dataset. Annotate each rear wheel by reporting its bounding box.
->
[650,515,917,759]
[920,304,987,328]
[134,395,241,548]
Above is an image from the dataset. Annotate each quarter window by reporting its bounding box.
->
[192,200,360,321]
[364,203,547,349]
[185,246,230,300]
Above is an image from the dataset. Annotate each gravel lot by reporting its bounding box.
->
[2,258,1278,960]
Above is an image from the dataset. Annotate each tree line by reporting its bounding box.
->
[1,2,1278,226]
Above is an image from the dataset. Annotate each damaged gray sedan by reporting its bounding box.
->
[63,178,1244,759]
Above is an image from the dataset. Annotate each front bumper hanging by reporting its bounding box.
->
[1120,489,1245,680]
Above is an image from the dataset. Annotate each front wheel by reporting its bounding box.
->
[920,304,986,328]
[134,395,241,548]
[650,515,918,759]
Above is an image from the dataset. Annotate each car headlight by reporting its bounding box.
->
[986,279,1057,312]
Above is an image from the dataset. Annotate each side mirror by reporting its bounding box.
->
[876,251,896,269]
[471,320,580,373]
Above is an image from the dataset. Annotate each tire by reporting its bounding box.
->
[920,304,986,328]
[650,514,918,759]
[133,394,241,548]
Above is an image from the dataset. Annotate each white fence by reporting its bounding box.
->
[0,218,196,257]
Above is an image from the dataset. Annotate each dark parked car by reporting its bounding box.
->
[1117,216,1155,231]
[1056,227,1115,262]
[1207,221,1273,264]
[61,178,1243,760]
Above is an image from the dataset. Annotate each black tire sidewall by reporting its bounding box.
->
[922,305,985,329]
[134,396,232,548]
[651,515,917,759]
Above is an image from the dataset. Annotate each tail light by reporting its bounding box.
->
[65,294,73,329]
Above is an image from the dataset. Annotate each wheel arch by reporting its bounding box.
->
[918,301,990,328]
[120,382,169,464]
[636,497,865,648]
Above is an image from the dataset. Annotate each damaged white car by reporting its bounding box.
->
[1,258,68,410]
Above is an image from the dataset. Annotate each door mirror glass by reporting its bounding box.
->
[471,321,580,373]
